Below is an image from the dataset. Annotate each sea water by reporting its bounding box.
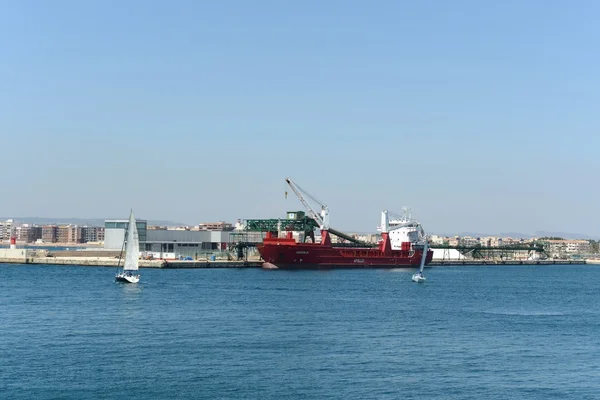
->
[1,264,599,399]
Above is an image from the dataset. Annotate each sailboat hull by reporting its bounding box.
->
[115,273,140,283]
[412,274,426,283]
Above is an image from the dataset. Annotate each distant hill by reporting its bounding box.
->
[532,231,597,240]
[0,217,188,227]
[432,231,597,240]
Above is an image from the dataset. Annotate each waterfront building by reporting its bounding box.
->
[356,233,379,244]
[57,225,83,244]
[0,219,14,241]
[448,237,460,247]
[42,225,58,243]
[11,224,101,244]
[69,226,83,243]
[429,235,446,245]
[15,225,28,242]
[196,221,235,231]
[104,219,232,259]
[479,237,493,247]
[15,225,42,243]
[82,226,105,243]
[460,236,479,246]
[544,239,592,258]
[104,219,148,250]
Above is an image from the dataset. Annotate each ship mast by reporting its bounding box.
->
[380,210,389,233]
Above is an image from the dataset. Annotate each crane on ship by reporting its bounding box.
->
[285,178,374,246]
[285,178,330,230]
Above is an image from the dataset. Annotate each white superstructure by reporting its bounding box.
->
[384,208,426,250]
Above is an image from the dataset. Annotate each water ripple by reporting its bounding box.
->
[1,264,599,399]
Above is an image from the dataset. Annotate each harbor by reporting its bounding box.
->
[428,259,586,266]
[0,251,588,268]
[1,179,598,271]
[0,250,262,268]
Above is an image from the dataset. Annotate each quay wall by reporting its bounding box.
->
[0,249,28,259]
[428,260,586,266]
[0,256,261,268]
[0,256,591,268]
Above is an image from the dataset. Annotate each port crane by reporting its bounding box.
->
[285,178,330,230]
[285,178,375,246]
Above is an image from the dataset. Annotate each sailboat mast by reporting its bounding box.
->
[419,238,428,274]
[116,210,132,272]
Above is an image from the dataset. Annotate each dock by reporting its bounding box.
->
[0,257,261,268]
[0,244,591,269]
[0,247,263,268]
[428,259,586,266]
[0,256,590,268]
[161,260,262,268]
[0,255,262,268]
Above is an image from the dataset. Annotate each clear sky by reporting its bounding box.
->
[1,0,599,236]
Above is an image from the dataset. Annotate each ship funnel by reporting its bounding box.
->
[380,210,389,233]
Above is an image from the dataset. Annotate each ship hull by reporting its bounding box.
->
[262,262,429,270]
[257,242,433,270]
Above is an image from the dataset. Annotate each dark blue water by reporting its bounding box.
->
[1,264,599,399]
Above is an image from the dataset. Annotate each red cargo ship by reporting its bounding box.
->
[257,227,433,270]
[257,178,433,269]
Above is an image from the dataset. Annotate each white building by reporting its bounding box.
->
[104,219,233,259]
[0,219,14,241]
[545,239,591,257]
[431,248,465,261]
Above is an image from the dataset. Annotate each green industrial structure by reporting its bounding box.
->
[245,211,319,234]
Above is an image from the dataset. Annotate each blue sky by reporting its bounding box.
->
[1,0,599,236]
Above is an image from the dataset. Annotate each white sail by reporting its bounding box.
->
[419,239,428,274]
[412,236,428,282]
[123,210,139,271]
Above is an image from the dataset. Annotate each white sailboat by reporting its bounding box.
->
[412,237,428,283]
[115,210,140,284]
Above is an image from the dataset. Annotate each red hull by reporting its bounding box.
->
[256,231,433,270]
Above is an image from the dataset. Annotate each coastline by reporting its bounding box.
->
[0,243,103,248]
[0,257,261,268]
[0,256,588,268]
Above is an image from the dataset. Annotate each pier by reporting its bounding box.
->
[428,259,586,266]
[0,256,262,268]
[0,247,591,268]
[0,248,262,268]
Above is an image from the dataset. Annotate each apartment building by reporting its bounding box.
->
[460,236,479,246]
[82,226,105,243]
[15,225,42,243]
[196,221,235,231]
[57,226,84,243]
[0,219,14,241]
[42,225,58,243]
[545,239,592,257]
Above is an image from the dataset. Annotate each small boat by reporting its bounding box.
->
[412,271,426,283]
[115,210,140,284]
[412,237,428,283]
